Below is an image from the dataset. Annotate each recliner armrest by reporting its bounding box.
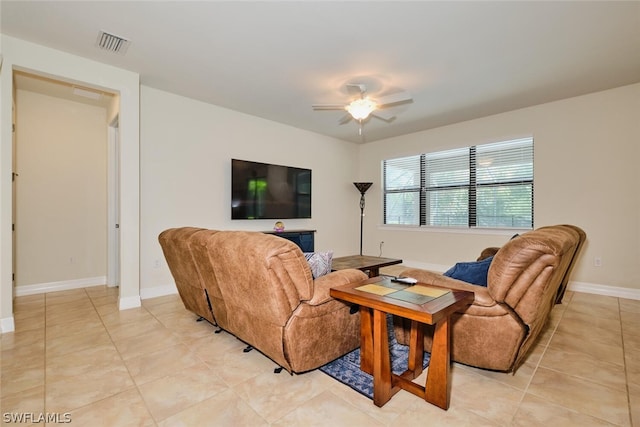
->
[477,247,500,261]
[307,269,368,305]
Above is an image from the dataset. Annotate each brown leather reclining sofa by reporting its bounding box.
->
[394,224,585,373]
[159,228,367,374]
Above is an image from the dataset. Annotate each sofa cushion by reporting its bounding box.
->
[443,256,494,287]
[304,251,333,279]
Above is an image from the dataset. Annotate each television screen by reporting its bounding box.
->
[231,159,312,220]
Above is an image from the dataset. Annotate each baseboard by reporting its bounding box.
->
[14,276,107,297]
[119,295,141,310]
[568,281,640,300]
[11,278,176,306]
[140,283,178,300]
[1,316,15,333]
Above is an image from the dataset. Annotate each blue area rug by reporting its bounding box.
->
[319,315,430,399]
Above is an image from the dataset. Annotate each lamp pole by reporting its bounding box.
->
[353,182,372,256]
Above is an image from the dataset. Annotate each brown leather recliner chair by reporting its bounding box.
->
[187,229,228,329]
[474,225,586,304]
[158,227,216,325]
[160,228,368,374]
[394,224,586,373]
[201,231,368,373]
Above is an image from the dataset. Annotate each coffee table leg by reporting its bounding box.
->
[359,307,373,375]
[372,309,392,407]
[407,320,424,377]
[424,317,451,409]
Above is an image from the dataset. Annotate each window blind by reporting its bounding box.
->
[383,137,533,229]
[475,138,533,227]
[424,147,469,226]
[383,155,421,225]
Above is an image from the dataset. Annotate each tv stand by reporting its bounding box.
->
[264,229,316,252]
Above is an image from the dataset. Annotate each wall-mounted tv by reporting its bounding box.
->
[231,159,312,220]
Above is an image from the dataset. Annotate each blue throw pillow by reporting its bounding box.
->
[443,256,494,287]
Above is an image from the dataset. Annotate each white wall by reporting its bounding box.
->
[358,84,640,295]
[0,35,140,332]
[15,89,107,287]
[139,86,362,297]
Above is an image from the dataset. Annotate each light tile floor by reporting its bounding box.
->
[1,286,637,426]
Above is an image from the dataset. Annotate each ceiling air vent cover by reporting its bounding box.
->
[96,30,130,55]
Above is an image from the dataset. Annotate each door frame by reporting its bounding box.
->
[107,116,120,287]
[1,38,141,333]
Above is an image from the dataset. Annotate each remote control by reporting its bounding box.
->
[391,277,417,284]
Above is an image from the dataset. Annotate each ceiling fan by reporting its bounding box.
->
[312,83,412,134]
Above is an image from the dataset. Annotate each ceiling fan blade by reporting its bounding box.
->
[371,110,396,122]
[338,114,352,125]
[375,91,412,108]
[346,83,366,97]
[312,104,347,111]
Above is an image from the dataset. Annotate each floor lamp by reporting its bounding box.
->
[353,182,373,256]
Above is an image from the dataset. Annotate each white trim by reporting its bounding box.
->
[14,276,107,296]
[119,295,141,310]
[1,316,15,333]
[567,281,640,301]
[107,119,120,287]
[140,283,178,300]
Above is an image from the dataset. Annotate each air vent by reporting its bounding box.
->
[96,30,130,55]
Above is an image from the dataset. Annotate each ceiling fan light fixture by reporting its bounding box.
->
[346,98,377,120]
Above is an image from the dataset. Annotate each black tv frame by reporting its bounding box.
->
[231,159,312,220]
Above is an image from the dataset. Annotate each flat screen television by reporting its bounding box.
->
[231,159,312,220]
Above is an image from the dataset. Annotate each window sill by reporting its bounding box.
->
[377,224,531,236]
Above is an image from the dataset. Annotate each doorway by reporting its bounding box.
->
[12,71,118,295]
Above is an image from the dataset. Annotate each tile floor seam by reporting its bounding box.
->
[534,344,628,390]
[231,385,274,427]
[521,376,628,427]
[324,387,388,427]
[518,303,562,396]
[1,306,45,408]
[529,296,631,427]
[516,293,623,427]
[618,297,635,427]
[135,347,223,424]
[58,288,156,423]
[105,303,166,425]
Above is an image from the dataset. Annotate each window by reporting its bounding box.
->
[383,138,533,229]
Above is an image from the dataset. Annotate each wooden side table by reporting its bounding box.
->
[332,255,402,278]
[330,276,474,409]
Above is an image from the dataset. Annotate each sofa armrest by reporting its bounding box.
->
[307,269,368,305]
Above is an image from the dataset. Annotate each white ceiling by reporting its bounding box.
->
[3,1,640,143]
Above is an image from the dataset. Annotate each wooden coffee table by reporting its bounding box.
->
[332,255,402,278]
[330,276,474,409]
